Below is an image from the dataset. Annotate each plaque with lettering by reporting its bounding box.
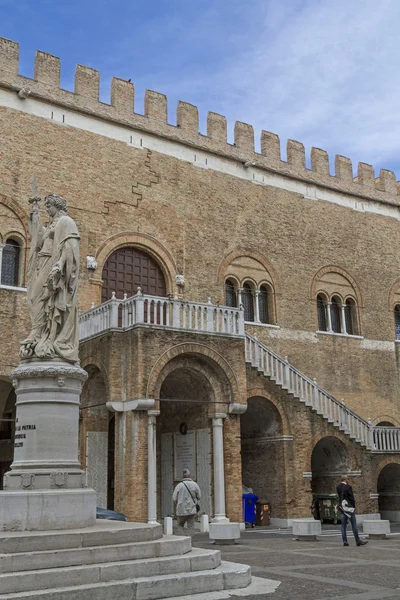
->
[174,430,196,480]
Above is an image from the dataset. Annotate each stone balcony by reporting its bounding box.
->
[79,290,245,342]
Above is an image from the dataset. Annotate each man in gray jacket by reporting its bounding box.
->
[172,469,201,532]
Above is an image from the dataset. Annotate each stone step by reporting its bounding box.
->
[0,561,250,600]
[0,548,221,595]
[0,535,192,574]
[0,521,162,554]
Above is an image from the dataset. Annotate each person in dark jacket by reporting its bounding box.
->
[336,476,368,546]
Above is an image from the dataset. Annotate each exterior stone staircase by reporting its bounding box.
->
[245,333,400,453]
[0,522,251,599]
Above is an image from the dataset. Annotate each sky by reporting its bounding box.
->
[1,0,400,177]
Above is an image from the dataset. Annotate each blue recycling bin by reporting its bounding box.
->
[242,493,258,527]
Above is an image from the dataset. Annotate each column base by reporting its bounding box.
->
[3,468,86,490]
[0,488,96,531]
[210,516,230,524]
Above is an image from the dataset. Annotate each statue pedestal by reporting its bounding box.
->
[0,360,96,531]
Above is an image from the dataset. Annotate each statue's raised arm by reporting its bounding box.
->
[21,194,80,364]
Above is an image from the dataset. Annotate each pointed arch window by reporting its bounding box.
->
[330,296,342,333]
[258,285,271,324]
[317,294,328,331]
[345,298,356,335]
[241,282,254,322]
[1,239,20,287]
[395,305,400,341]
[225,279,237,308]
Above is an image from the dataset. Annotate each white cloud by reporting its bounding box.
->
[208,0,400,174]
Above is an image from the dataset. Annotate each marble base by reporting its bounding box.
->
[209,522,241,545]
[363,519,391,539]
[292,518,322,541]
[0,488,96,531]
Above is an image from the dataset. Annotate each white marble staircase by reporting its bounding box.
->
[0,521,251,600]
[245,333,400,452]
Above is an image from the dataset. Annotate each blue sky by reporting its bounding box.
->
[2,0,400,177]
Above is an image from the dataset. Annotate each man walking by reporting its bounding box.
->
[337,476,368,547]
[172,469,201,533]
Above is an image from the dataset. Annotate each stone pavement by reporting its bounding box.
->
[191,524,400,600]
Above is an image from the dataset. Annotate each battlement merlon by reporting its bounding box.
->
[0,36,399,204]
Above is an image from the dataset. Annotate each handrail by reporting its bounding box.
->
[244,332,386,451]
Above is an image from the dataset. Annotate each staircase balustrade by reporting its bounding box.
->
[245,333,400,453]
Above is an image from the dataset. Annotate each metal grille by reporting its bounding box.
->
[225,280,237,307]
[101,247,166,302]
[344,300,355,335]
[1,240,20,286]
[258,287,270,324]
[395,306,400,340]
[241,283,254,322]
[330,299,341,333]
[317,296,327,331]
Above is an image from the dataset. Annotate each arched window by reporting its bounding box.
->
[241,282,254,322]
[330,296,342,333]
[1,239,20,287]
[317,294,328,331]
[395,305,400,341]
[258,285,271,324]
[345,298,357,335]
[225,279,237,307]
[101,247,166,302]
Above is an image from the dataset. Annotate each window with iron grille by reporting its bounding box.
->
[330,297,342,333]
[241,282,254,322]
[317,294,328,331]
[258,285,270,324]
[395,305,400,340]
[225,279,237,307]
[1,239,20,287]
[344,299,355,335]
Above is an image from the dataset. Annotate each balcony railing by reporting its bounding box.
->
[79,290,245,342]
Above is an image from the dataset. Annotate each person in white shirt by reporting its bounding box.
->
[172,469,201,532]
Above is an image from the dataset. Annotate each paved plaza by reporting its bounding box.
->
[191,524,400,600]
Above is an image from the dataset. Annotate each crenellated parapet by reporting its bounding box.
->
[0,36,398,202]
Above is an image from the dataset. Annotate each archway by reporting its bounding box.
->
[241,397,285,518]
[80,366,112,508]
[377,463,400,522]
[158,362,214,520]
[101,246,166,302]
[0,381,16,489]
[311,436,350,494]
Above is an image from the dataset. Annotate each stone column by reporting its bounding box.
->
[254,291,260,323]
[107,398,155,522]
[326,302,333,332]
[148,409,159,524]
[341,303,347,334]
[211,413,228,523]
[0,361,96,531]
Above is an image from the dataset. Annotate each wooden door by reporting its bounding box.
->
[101,247,166,302]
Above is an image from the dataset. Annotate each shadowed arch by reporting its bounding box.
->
[147,343,243,407]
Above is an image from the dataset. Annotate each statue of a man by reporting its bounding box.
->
[20,194,80,363]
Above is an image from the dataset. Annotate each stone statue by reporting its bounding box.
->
[20,193,80,363]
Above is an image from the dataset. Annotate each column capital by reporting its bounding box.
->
[228,403,247,415]
[211,412,227,421]
[106,399,155,412]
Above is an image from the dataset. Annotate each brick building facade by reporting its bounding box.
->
[1,36,400,526]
